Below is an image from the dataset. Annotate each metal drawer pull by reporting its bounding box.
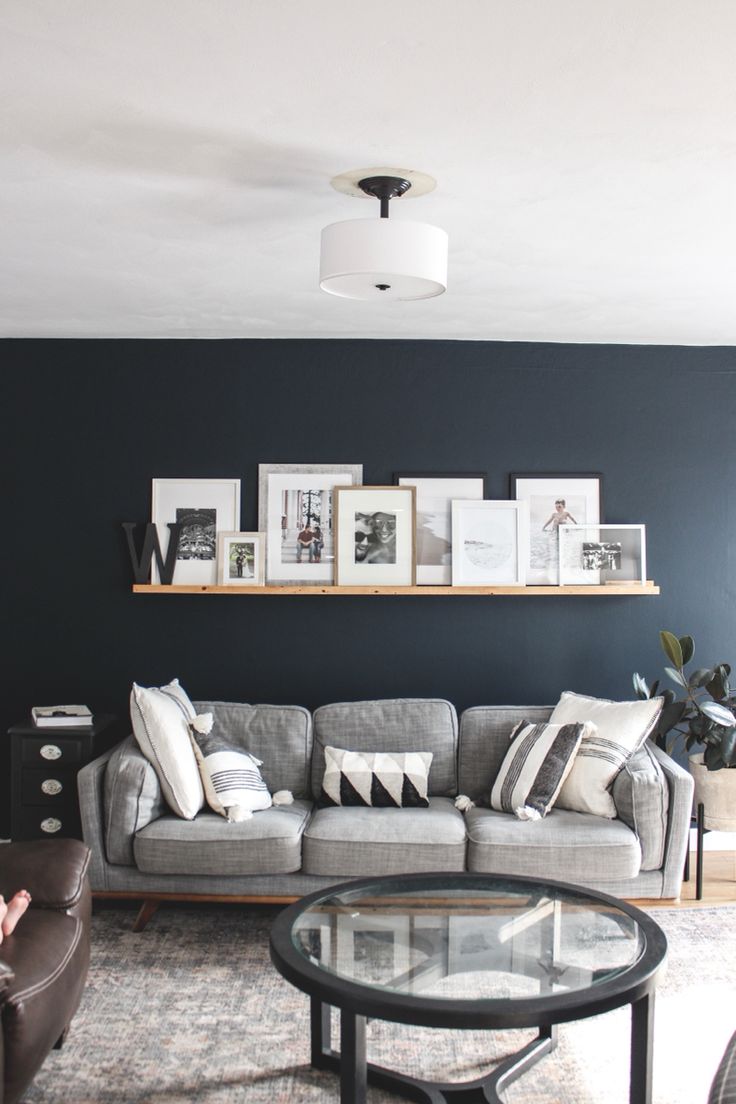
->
[40,744,62,761]
[41,779,63,795]
[41,817,62,834]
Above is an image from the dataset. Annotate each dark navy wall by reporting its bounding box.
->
[4,339,735,834]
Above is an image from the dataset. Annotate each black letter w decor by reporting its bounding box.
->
[123,522,182,585]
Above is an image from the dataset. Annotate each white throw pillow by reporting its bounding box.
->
[550,691,663,818]
[190,729,273,821]
[130,679,205,820]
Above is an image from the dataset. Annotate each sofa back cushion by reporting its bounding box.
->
[311,699,458,799]
[194,702,312,799]
[458,705,553,804]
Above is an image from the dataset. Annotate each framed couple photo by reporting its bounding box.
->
[334,485,416,586]
[217,532,265,586]
[258,463,363,585]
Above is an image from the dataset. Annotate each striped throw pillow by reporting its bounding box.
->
[490,720,590,819]
[320,746,433,807]
[190,728,272,822]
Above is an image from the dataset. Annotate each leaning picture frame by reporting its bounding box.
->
[151,478,241,585]
[217,531,265,586]
[395,472,486,585]
[451,500,528,586]
[258,463,363,585]
[559,524,646,586]
[334,485,416,587]
[510,473,603,585]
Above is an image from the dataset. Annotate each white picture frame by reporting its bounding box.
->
[151,478,241,585]
[510,473,602,585]
[395,473,486,585]
[451,500,529,586]
[334,485,416,587]
[258,463,363,585]
[558,524,646,586]
[217,531,265,586]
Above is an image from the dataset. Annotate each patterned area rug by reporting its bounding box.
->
[25,902,736,1104]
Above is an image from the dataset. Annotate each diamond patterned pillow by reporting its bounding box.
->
[320,746,433,808]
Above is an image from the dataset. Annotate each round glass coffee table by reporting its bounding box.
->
[270,872,667,1104]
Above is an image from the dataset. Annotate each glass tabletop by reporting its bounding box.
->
[289,874,652,1005]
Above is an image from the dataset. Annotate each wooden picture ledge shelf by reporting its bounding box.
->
[132,582,660,597]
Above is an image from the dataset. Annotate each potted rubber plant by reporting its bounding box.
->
[634,630,736,830]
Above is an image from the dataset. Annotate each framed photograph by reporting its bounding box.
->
[451,500,528,586]
[559,524,646,586]
[510,473,603,585]
[395,473,486,585]
[334,486,416,587]
[217,532,265,586]
[151,478,241,585]
[258,463,363,585]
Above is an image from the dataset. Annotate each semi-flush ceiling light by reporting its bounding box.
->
[319,167,448,301]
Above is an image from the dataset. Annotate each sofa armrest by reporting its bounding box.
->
[0,840,90,910]
[77,746,118,890]
[650,743,694,898]
[79,736,166,882]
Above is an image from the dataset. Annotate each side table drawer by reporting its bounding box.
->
[21,737,86,766]
[18,806,82,840]
[21,768,78,806]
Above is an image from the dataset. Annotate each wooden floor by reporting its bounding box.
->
[634,849,736,909]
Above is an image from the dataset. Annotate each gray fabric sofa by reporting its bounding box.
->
[77,698,694,927]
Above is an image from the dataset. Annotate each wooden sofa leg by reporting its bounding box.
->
[133,900,159,932]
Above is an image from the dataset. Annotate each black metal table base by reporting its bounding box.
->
[682,802,705,900]
[311,998,557,1104]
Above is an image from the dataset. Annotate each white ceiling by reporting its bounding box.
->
[2,0,735,343]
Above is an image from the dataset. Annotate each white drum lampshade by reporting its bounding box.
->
[320,218,448,301]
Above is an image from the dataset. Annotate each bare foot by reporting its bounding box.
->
[2,890,31,937]
[0,897,6,945]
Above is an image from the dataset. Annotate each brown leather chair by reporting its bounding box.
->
[0,840,91,1104]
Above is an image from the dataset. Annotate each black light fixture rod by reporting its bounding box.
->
[357,175,412,218]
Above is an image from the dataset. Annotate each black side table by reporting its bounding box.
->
[8,715,121,841]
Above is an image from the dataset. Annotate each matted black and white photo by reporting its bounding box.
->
[217,531,265,586]
[335,486,416,586]
[258,463,362,585]
[510,473,602,585]
[451,500,528,586]
[395,473,485,584]
[559,524,646,586]
[151,478,241,585]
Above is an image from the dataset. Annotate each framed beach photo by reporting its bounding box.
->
[334,486,416,587]
[258,463,362,585]
[510,473,603,585]
[217,532,265,586]
[151,478,241,585]
[559,524,646,586]
[395,472,486,585]
[451,500,529,586]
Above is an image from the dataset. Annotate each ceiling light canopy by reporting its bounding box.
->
[319,168,448,301]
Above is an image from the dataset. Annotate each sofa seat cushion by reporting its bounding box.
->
[465,807,641,883]
[133,800,312,876]
[302,797,466,877]
[1,909,88,1104]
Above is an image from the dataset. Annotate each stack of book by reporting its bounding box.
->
[31,705,93,728]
